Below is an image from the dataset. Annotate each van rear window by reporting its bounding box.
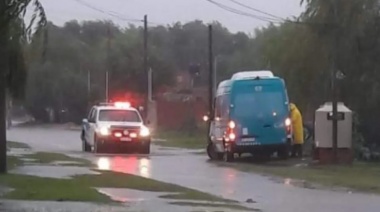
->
[233,92,285,118]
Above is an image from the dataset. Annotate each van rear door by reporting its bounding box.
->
[231,80,288,145]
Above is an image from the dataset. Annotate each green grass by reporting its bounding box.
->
[0,174,111,202]
[155,131,207,149]
[221,161,380,194]
[77,171,234,203]
[1,155,233,203]
[170,202,260,211]
[7,141,30,149]
[7,156,24,170]
[26,152,92,166]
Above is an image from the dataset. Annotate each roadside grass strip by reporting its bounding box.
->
[221,161,380,194]
[155,131,206,149]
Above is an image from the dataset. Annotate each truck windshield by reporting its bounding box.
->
[233,91,286,118]
[98,110,141,122]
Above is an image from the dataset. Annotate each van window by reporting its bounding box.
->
[215,94,229,119]
[233,91,285,118]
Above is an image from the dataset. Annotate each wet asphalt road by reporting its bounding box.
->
[6,126,380,212]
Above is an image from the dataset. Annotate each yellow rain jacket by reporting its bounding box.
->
[290,103,304,145]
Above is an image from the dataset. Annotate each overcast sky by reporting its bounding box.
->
[39,0,304,34]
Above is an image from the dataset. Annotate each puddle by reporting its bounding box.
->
[20,158,38,162]
[0,186,13,196]
[98,188,252,212]
[10,165,100,179]
[51,161,84,166]
[97,188,177,203]
[269,176,353,193]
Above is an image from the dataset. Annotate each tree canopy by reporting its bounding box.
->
[16,0,380,147]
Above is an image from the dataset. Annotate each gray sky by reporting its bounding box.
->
[39,0,304,33]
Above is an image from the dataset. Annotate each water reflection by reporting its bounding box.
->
[97,157,111,170]
[96,155,151,178]
[222,168,237,195]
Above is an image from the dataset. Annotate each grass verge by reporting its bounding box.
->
[1,156,233,203]
[7,141,30,149]
[221,160,380,194]
[7,156,24,170]
[155,131,206,149]
[170,202,260,211]
[26,152,92,166]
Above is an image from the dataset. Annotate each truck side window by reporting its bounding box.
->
[89,109,97,123]
[87,108,94,120]
[215,97,222,118]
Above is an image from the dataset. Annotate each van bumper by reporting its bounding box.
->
[227,143,288,154]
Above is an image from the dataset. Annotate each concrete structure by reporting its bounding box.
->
[314,102,353,164]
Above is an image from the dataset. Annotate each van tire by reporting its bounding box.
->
[223,152,234,162]
[278,145,289,160]
[207,143,223,160]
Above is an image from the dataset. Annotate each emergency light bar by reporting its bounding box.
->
[114,102,131,108]
[97,101,131,108]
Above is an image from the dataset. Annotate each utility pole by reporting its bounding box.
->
[106,24,111,102]
[331,0,339,163]
[143,15,149,121]
[148,68,153,102]
[213,56,220,96]
[0,0,8,174]
[208,25,214,121]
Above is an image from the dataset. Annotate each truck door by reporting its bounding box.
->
[86,108,97,146]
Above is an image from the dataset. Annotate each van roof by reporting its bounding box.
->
[231,70,275,81]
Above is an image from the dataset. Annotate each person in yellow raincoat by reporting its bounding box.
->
[290,103,304,157]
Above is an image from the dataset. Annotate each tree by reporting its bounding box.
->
[0,0,46,173]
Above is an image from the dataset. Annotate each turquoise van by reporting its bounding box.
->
[207,71,291,162]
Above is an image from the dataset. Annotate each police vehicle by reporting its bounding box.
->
[81,102,151,154]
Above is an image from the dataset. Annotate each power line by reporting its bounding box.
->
[206,0,334,27]
[73,0,143,23]
[227,0,284,21]
[205,0,281,23]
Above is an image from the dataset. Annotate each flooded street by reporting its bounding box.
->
[7,126,380,212]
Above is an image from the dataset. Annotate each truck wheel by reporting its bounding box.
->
[141,144,151,154]
[94,136,103,154]
[82,139,91,152]
[207,143,223,160]
[223,151,235,162]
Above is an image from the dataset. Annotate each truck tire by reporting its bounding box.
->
[141,143,151,154]
[82,139,91,152]
[94,136,103,154]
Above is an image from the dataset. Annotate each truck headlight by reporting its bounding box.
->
[140,126,150,137]
[99,127,110,136]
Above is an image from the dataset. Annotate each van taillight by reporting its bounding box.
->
[285,118,292,134]
[226,121,236,142]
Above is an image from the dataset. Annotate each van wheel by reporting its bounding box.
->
[223,151,235,162]
[207,143,223,160]
[278,145,289,160]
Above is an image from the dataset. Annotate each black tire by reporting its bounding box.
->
[278,145,289,160]
[223,151,235,162]
[141,143,151,154]
[82,139,91,152]
[207,143,223,160]
[94,136,103,154]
